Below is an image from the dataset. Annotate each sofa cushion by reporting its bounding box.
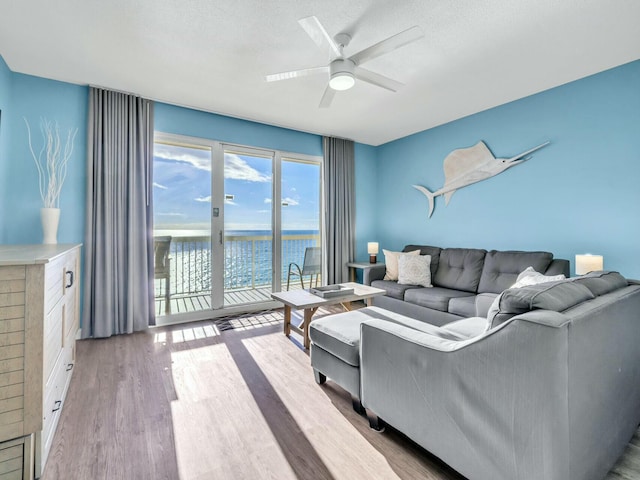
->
[398,254,432,287]
[405,287,475,312]
[570,271,628,297]
[475,292,498,317]
[382,249,420,281]
[478,251,554,294]
[487,280,595,329]
[309,311,365,366]
[433,248,487,292]
[371,280,421,300]
[403,245,441,278]
[440,317,487,340]
[448,296,477,317]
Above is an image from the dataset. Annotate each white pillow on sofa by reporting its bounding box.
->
[383,249,420,281]
[512,266,566,288]
[398,255,432,287]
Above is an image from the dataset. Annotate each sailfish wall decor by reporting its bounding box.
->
[413,140,550,217]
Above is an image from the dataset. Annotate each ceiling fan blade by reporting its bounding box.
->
[299,16,342,58]
[349,26,424,66]
[265,66,328,82]
[355,67,404,92]
[319,86,336,108]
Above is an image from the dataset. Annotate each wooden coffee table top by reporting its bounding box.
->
[271,282,386,310]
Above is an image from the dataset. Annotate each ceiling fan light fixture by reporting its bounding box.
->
[328,58,356,91]
[329,72,355,91]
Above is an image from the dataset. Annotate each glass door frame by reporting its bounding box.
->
[154,131,322,326]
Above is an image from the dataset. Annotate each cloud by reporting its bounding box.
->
[264,197,299,205]
[290,187,297,192]
[153,182,168,190]
[154,145,270,183]
[224,198,236,205]
[156,212,185,217]
[195,196,211,203]
[225,154,270,182]
[154,144,211,171]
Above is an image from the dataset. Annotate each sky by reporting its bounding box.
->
[153,143,320,233]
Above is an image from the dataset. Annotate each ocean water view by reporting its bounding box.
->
[155,229,320,295]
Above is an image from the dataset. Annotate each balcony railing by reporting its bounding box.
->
[155,233,321,300]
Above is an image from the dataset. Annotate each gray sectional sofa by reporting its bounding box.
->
[309,269,640,480]
[364,245,570,325]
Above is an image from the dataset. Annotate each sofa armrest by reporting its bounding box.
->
[363,264,386,285]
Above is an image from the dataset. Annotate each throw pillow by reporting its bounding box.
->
[398,255,432,287]
[511,266,566,288]
[383,249,420,281]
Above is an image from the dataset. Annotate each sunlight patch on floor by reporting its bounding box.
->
[241,333,403,480]
[168,342,297,479]
[170,324,221,343]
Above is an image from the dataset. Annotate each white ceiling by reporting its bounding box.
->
[1,0,639,146]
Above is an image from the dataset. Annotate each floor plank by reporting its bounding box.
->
[42,310,640,480]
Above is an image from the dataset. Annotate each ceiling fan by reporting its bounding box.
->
[265,16,424,108]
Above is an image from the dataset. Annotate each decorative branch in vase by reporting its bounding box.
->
[24,117,78,244]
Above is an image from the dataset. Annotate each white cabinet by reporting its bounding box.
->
[0,245,81,480]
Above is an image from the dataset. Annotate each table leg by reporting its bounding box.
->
[284,305,291,336]
[341,301,354,312]
[349,267,356,282]
[303,307,319,349]
[366,298,373,307]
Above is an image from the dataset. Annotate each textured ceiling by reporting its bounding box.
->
[1,0,639,146]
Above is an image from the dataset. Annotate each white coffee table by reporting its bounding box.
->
[271,282,386,349]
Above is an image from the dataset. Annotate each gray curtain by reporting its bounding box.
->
[322,136,355,284]
[83,87,155,338]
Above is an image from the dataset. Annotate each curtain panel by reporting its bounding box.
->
[322,136,355,284]
[83,87,155,338]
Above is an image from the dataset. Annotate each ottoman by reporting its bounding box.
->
[309,309,378,413]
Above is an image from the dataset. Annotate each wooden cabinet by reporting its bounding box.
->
[0,435,34,480]
[0,245,81,479]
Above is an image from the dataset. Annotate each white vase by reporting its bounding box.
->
[41,208,60,244]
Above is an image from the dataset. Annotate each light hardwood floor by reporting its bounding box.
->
[42,309,640,480]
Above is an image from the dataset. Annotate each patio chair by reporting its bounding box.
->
[287,246,321,290]
[154,236,172,314]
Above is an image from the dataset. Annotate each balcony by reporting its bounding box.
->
[154,233,321,316]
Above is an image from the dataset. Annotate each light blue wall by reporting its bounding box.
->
[2,55,638,278]
[376,60,640,278]
[1,70,87,245]
[354,143,378,261]
[0,56,13,240]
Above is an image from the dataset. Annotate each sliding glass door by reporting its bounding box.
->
[153,133,321,322]
[222,147,274,307]
[153,141,213,315]
[281,158,322,291]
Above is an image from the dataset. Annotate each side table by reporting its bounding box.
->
[346,262,385,283]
